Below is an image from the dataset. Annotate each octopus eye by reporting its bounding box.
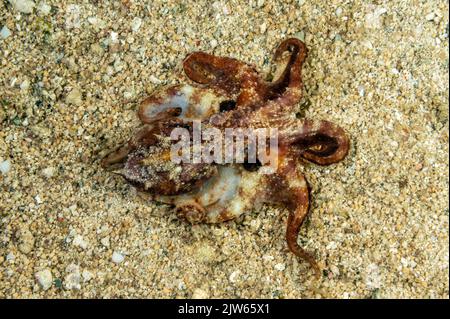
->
[309,144,325,152]
[243,158,262,172]
[219,100,236,112]
[172,107,183,116]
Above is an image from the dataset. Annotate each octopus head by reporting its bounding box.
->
[101,123,217,196]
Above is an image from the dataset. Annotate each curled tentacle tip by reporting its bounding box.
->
[274,37,308,60]
[175,201,207,224]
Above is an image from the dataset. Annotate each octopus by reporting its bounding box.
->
[101,38,350,277]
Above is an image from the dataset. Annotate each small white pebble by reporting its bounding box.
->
[100,236,110,248]
[73,235,88,249]
[64,272,81,290]
[365,7,387,29]
[274,263,286,271]
[425,12,436,21]
[35,195,43,204]
[222,4,230,15]
[365,263,381,289]
[9,0,35,14]
[177,280,186,290]
[149,75,162,84]
[330,265,340,276]
[20,79,29,90]
[326,241,338,250]
[123,91,133,99]
[362,40,373,50]
[0,159,11,175]
[113,58,125,72]
[97,225,108,234]
[295,30,305,42]
[110,31,118,43]
[35,269,53,290]
[87,17,97,24]
[210,39,218,48]
[229,270,240,283]
[141,249,151,257]
[131,17,142,32]
[358,85,365,97]
[66,263,79,274]
[42,167,55,178]
[68,204,77,214]
[401,257,408,267]
[6,252,15,261]
[64,264,81,290]
[335,7,342,16]
[260,22,267,34]
[112,251,124,264]
[37,2,51,15]
[0,26,11,39]
[249,219,261,232]
[82,270,93,282]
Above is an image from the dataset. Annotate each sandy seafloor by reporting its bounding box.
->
[0,0,448,298]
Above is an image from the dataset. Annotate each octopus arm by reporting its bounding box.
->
[266,154,321,277]
[156,166,261,224]
[204,38,309,127]
[139,84,226,123]
[277,118,350,165]
[267,38,308,106]
[101,124,158,169]
[183,51,259,95]
[284,174,321,278]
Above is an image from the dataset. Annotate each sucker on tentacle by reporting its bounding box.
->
[101,38,350,278]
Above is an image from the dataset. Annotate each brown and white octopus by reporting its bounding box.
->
[101,38,350,277]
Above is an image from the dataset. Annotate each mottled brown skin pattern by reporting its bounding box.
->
[102,38,350,278]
